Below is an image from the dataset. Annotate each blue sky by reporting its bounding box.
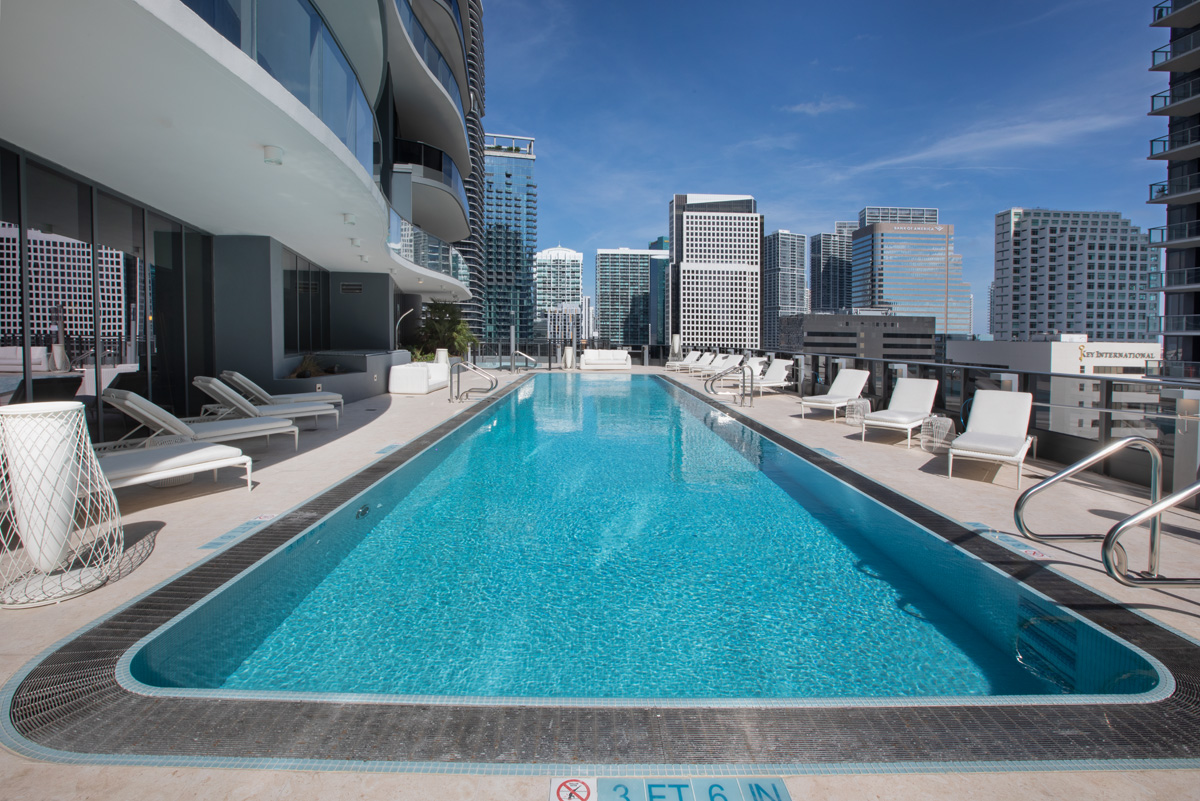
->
[480,0,1166,333]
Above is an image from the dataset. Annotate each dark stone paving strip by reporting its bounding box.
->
[5,373,1200,769]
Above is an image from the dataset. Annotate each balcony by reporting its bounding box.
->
[1146,267,1200,291]
[1146,359,1200,379]
[388,208,471,289]
[394,138,469,242]
[1155,314,1200,334]
[1149,172,1200,203]
[1151,77,1200,116]
[1153,0,1200,28]
[1149,220,1200,248]
[1149,125,1200,160]
[1152,29,1200,72]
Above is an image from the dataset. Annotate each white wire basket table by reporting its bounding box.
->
[920,414,956,454]
[843,398,872,427]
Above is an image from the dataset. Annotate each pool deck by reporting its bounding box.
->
[3,366,1200,800]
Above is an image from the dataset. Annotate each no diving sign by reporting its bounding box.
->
[551,777,792,801]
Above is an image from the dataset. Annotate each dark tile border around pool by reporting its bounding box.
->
[4,372,1200,775]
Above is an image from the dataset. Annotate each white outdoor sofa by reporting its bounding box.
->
[948,390,1035,491]
[0,346,50,372]
[388,361,450,394]
[579,349,631,370]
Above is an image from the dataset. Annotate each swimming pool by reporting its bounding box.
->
[125,373,1158,704]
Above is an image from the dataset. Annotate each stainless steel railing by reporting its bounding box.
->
[1103,480,1200,587]
[450,361,497,402]
[704,364,755,407]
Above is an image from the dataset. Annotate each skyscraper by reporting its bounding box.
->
[456,2,487,334]
[648,236,670,345]
[992,208,1159,342]
[859,207,939,226]
[596,248,661,346]
[762,230,808,350]
[668,194,763,349]
[482,134,537,341]
[850,220,973,335]
[533,246,582,321]
[810,222,857,313]
[1149,3,1200,373]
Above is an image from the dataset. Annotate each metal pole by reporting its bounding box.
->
[509,325,516,373]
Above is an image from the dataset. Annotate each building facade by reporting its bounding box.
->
[859,207,939,226]
[810,221,856,313]
[992,208,1159,342]
[647,236,670,346]
[482,134,537,341]
[1148,3,1200,375]
[533,246,582,322]
[668,194,763,350]
[595,248,660,347]
[0,0,482,424]
[761,230,808,350]
[779,312,937,361]
[851,221,973,335]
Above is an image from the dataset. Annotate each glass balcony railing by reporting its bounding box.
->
[1155,314,1200,332]
[1149,220,1200,244]
[394,0,467,136]
[1150,124,1200,156]
[1149,172,1200,200]
[182,0,376,175]
[1155,0,1199,22]
[435,0,467,67]
[388,208,470,285]
[1145,359,1200,379]
[1145,268,1200,289]
[395,138,468,214]
[1152,77,1200,112]
[1153,29,1200,67]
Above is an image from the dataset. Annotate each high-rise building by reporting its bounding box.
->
[482,134,537,341]
[762,230,808,350]
[0,0,482,417]
[851,220,973,335]
[992,208,1159,342]
[668,194,763,349]
[810,222,857,313]
[533,246,582,321]
[456,2,487,334]
[1148,3,1200,373]
[648,236,670,345]
[596,248,662,346]
[860,207,939,226]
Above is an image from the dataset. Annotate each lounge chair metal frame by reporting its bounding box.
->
[194,376,339,429]
[101,388,299,450]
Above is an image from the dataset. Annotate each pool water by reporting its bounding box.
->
[130,374,1159,702]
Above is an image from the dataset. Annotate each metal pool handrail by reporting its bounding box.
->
[704,363,754,407]
[450,361,497,402]
[513,350,539,373]
[1014,436,1163,544]
[1104,478,1200,587]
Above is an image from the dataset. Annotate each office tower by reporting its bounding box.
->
[456,1,488,333]
[810,221,857,313]
[762,230,809,350]
[482,134,537,341]
[992,208,1159,342]
[851,220,973,335]
[1150,4,1200,372]
[533,246,582,321]
[596,248,661,346]
[648,236,670,345]
[859,207,939,226]
[667,194,763,349]
[0,0,481,418]
[988,282,996,335]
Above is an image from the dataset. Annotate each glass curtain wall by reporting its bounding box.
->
[282,247,330,355]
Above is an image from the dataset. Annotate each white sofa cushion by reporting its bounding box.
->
[388,363,449,394]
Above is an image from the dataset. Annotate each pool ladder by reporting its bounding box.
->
[513,350,539,373]
[1014,436,1200,587]
[450,362,497,403]
[704,364,754,407]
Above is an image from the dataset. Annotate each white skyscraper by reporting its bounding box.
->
[533,246,582,321]
[992,208,1159,342]
[668,194,763,350]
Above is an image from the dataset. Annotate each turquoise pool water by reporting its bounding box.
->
[130,374,1159,702]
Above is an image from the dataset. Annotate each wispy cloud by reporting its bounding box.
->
[784,97,856,116]
[850,112,1135,173]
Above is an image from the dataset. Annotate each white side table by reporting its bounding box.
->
[920,415,955,453]
[844,398,871,426]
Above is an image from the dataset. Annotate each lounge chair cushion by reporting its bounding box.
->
[801,394,857,408]
[268,391,343,406]
[99,442,243,483]
[950,431,1030,457]
[189,416,294,440]
[863,409,927,426]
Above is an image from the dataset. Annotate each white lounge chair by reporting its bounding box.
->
[695,354,742,378]
[102,388,299,450]
[97,440,252,491]
[860,377,939,448]
[220,370,344,411]
[686,352,719,374]
[721,357,765,386]
[750,358,792,395]
[193,376,339,429]
[798,369,870,420]
[664,351,701,371]
[948,390,1035,491]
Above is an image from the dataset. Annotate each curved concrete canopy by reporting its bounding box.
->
[312,0,387,106]
[0,0,467,301]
